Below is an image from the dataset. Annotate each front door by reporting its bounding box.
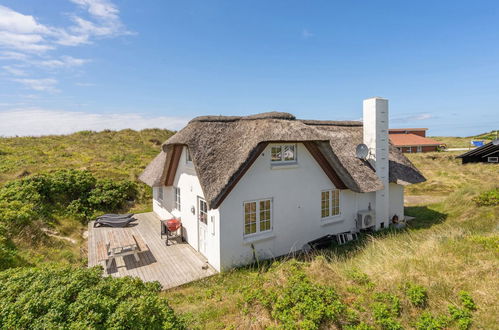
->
[198,197,208,256]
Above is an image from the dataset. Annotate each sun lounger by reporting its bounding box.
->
[94,217,137,227]
[96,213,134,220]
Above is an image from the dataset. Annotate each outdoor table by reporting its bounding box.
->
[106,230,140,263]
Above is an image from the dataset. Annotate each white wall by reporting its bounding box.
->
[217,143,365,270]
[389,183,404,221]
[153,186,173,219]
[152,147,221,271]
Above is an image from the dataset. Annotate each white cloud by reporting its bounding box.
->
[75,82,95,86]
[391,113,434,123]
[3,65,27,76]
[13,78,59,92]
[70,0,119,20]
[0,5,51,34]
[0,1,132,92]
[0,108,189,136]
[301,29,314,39]
[38,55,89,68]
[0,30,53,52]
[411,113,433,120]
[0,51,29,60]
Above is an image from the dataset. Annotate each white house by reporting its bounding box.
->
[139,98,425,271]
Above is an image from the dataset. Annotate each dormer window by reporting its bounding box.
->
[271,144,297,164]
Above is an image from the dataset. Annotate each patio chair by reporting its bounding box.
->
[94,217,137,228]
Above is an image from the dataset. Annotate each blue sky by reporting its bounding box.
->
[0,0,498,136]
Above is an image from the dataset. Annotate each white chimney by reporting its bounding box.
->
[363,97,389,229]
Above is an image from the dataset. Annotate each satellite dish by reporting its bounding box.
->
[493,139,499,146]
[356,143,369,159]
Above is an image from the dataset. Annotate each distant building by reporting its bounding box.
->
[389,128,443,153]
[457,140,499,164]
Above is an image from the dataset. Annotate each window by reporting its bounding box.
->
[417,146,422,153]
[210,216,215,235]
[157,187,163,201]
[186,147,192,163]
[244,199,272,235]
[271,144,296,164]
[488,157,498,163]
[174,187,181,211]
[407,147,412,153]
[199,199,208,225]
[321,189,340,218]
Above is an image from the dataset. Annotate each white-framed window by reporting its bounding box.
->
[321,189,340,219]
[407,147,412,153]
[488,156,498,163]
[199,198,208,225]
[271,144,297,164]
[417,146,422,153]
[174,187,181,211]
[244,199,272,236]
[157,187,163,201]
[186,147,192,163]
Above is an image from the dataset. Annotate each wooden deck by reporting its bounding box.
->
[88,212,217,289]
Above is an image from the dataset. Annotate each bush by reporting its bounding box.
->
[0,169,137,228]
[473,188,499,206]
[0,265,184,329]
[87,179,137,211]
[458,291,476,311]
[404,282,428,308]
[414,312,449,330]
[243,262,349,329]
[448,305,473,330]
[346,268,372,286]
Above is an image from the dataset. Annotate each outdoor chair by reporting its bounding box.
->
[96,213,134,220]
[94,216,137,228]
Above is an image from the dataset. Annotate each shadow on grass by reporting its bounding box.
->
[405,206,448,229]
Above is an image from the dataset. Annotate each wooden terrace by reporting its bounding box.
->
[88,212,217,289]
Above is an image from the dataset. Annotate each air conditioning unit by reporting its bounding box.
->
[357,210,375,229]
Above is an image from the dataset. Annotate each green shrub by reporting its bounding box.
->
[404,282,428,308]
[0,265,184,329]
[0,169,137,228]
[414,312,449,330]
[244,263,349,329]
[371,302,403,330]
[472,188,499,206]
[346,268,372,286]
[373,292,401,316]
[0,227,17,270]
[448,305,473,330]
[458,291,477,311]
[87,179,137,211]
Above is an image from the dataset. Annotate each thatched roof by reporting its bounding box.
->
[140,112,425,209]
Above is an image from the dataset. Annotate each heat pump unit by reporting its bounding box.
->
[357,210,375,229]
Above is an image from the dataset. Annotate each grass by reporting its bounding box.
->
[1,130,497,328]
[0,128,174,185]
[431,130,497,148]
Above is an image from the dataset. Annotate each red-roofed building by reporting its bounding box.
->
[389,128,444,153]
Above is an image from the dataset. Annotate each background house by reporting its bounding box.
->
[457,139,499,164]
[389,128,443,153]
